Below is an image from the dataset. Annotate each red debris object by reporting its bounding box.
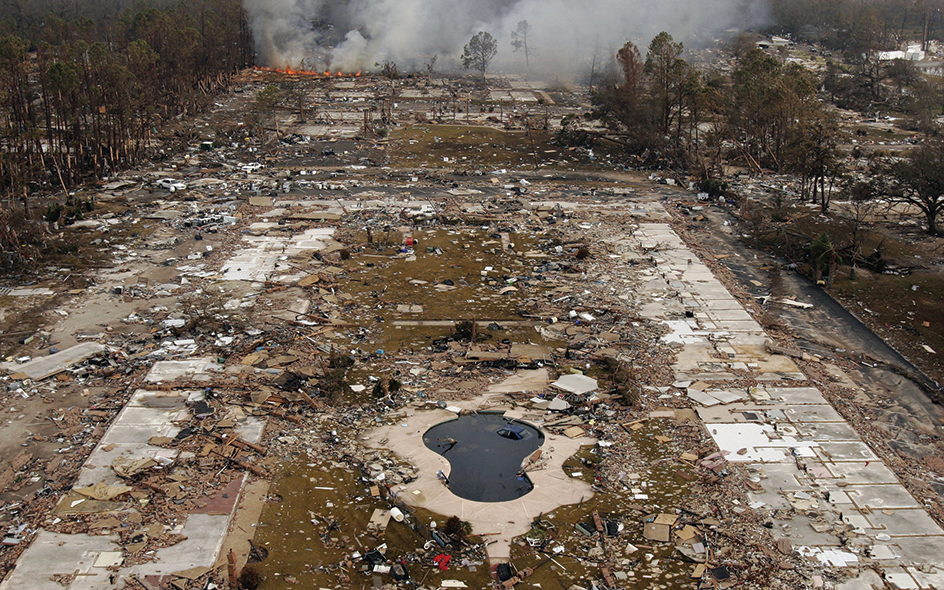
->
[433,553,451,570]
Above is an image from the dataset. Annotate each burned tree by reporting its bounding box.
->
[510,20,533,77]
[0,1,252,204]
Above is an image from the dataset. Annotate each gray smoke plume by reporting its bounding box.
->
[244,0,769,75]
[243,0,329,69]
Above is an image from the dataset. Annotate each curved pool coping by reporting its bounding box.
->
[359,394,596,562]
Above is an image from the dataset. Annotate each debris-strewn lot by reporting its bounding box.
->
[0,71,941,590]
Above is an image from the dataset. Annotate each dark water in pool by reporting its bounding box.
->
[423,413,544,502]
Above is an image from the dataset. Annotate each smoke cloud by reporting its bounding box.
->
[244,0,769,76]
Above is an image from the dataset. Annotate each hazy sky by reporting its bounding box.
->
[244,0,769,76]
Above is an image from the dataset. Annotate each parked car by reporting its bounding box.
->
[241,162,263,173]
[156,178,187,192]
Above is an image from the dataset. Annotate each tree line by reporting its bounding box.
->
[588,34,833,187]
[769,0,944,51]
[0,0,252,206]
[585,27,944,235]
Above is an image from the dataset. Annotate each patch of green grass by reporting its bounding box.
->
[390,125,548,169]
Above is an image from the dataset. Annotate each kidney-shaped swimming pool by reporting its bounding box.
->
[423,413,544,502]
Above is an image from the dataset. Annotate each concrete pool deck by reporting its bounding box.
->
[359,391,597,563]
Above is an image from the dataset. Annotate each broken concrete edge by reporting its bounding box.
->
[0,343,107,381]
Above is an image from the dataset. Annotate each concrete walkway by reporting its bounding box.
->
[632,214,944,588]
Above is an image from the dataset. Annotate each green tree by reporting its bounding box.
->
[644,31,687,136]
[810,232,838,286]
[729,49,817,171]
[461,31,497,79]
[843,177,881,278]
